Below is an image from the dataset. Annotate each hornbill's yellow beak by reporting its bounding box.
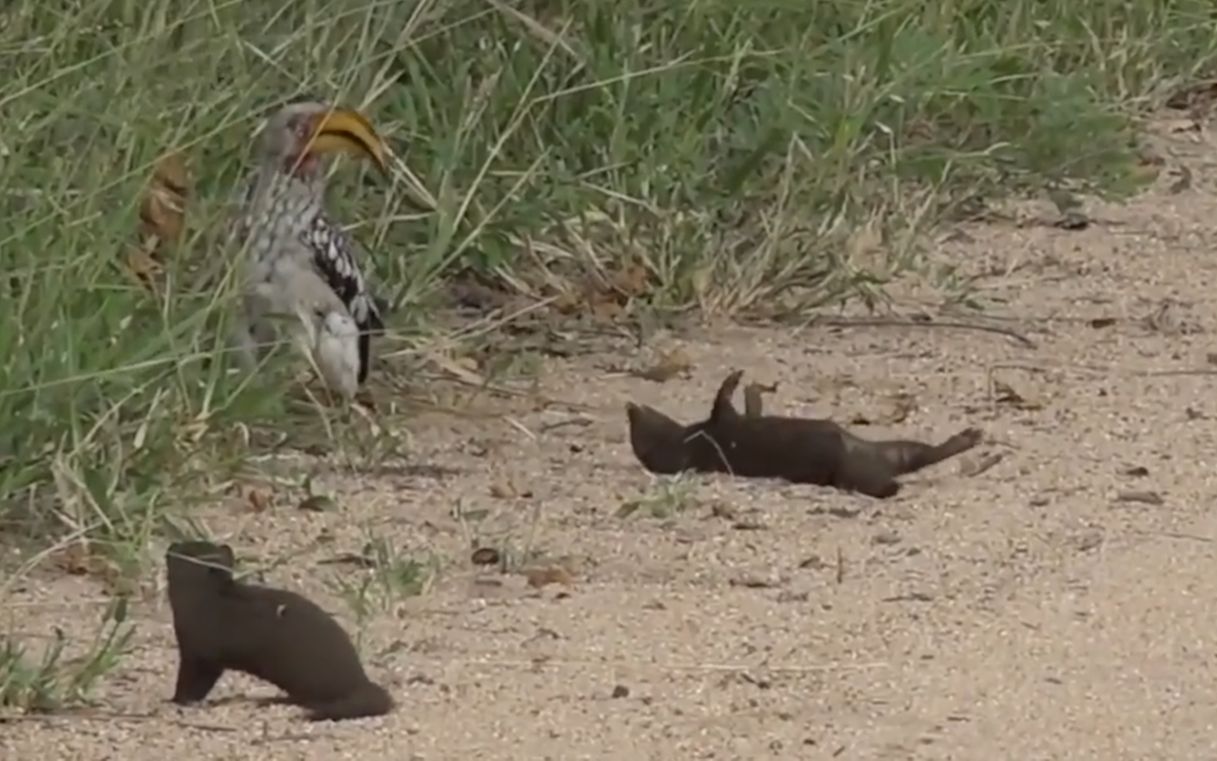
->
[304,107,388,174]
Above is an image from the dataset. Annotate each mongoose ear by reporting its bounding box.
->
[191,544,237,584]
[212,544,237,575]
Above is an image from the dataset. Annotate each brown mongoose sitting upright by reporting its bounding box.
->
[625,370,981,498]
[165,540,393,721]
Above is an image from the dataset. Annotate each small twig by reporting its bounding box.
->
[960,452,1004,478]
[1137,530,1215,543]
[2,597,117,609]
[171,719,242,733]
[435,656,887,673]
[503,416,537,442]
[396,294,561,355]
[982,359,1217,382]
[538,416,595,433]
[250,731,333,745]
[406,379,599,414]
[0,710,146,724]
[807,317,1038,348]
[1144,369,1217,377]
[0,710,238,733]
[683,429,733,476]
[451,497,478,562]
[515,494,548,577]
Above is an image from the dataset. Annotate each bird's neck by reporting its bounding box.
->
[246,167,326,232]
[258,163,325,199]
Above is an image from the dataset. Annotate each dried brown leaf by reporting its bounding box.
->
[128,150,191,292]
[140,151,189,246]
[730,572,783,589]
[610,262,650,297]
[551,289,583,315]
[298,495,337,512]
[449,278,513,312]
[427,351,486,386]
[732,520,766,531]
[1114,490,1164,506]
[589,294,624,322]
[993,380,1043,411]
[353,388,377,410]
[53,541,101,576]
[853,391,916,426]
[1167,165,1193,194]
[524,566,574,588]
[125,247,164,289]
[616,500,641,519]
[489,480,517,499]
[1075,530,1104,552]
[632,348,693,383]
[872,530,902,546]
[471,547,501,566]
[247,488,274,513]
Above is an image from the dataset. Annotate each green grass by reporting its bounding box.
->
[0,596,134,711]
[1,0,1215,707]
[618,475,699,521]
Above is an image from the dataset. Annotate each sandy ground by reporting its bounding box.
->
[6,118,1217,760]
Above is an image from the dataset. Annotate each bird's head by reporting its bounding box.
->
[258,100,388,179]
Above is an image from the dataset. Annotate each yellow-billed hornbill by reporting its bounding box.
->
[229,100,390,395]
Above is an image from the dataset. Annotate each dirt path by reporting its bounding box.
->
[5,120,1217,760]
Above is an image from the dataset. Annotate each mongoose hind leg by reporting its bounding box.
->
[874,427,982,475]
[743,382,765,417]
[710,369,746,423]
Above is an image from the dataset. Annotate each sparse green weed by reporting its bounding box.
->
[325,532,438,632]
[618,476,698,520]
[0,596,135,712]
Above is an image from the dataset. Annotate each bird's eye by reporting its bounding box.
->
[287,116,310,138]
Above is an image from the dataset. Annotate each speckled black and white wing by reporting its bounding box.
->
[301,213,384,335]
[300,213,385,384]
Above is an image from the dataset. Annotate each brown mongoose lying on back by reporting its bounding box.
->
[165,540,393,721]
[624,369,982,498]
